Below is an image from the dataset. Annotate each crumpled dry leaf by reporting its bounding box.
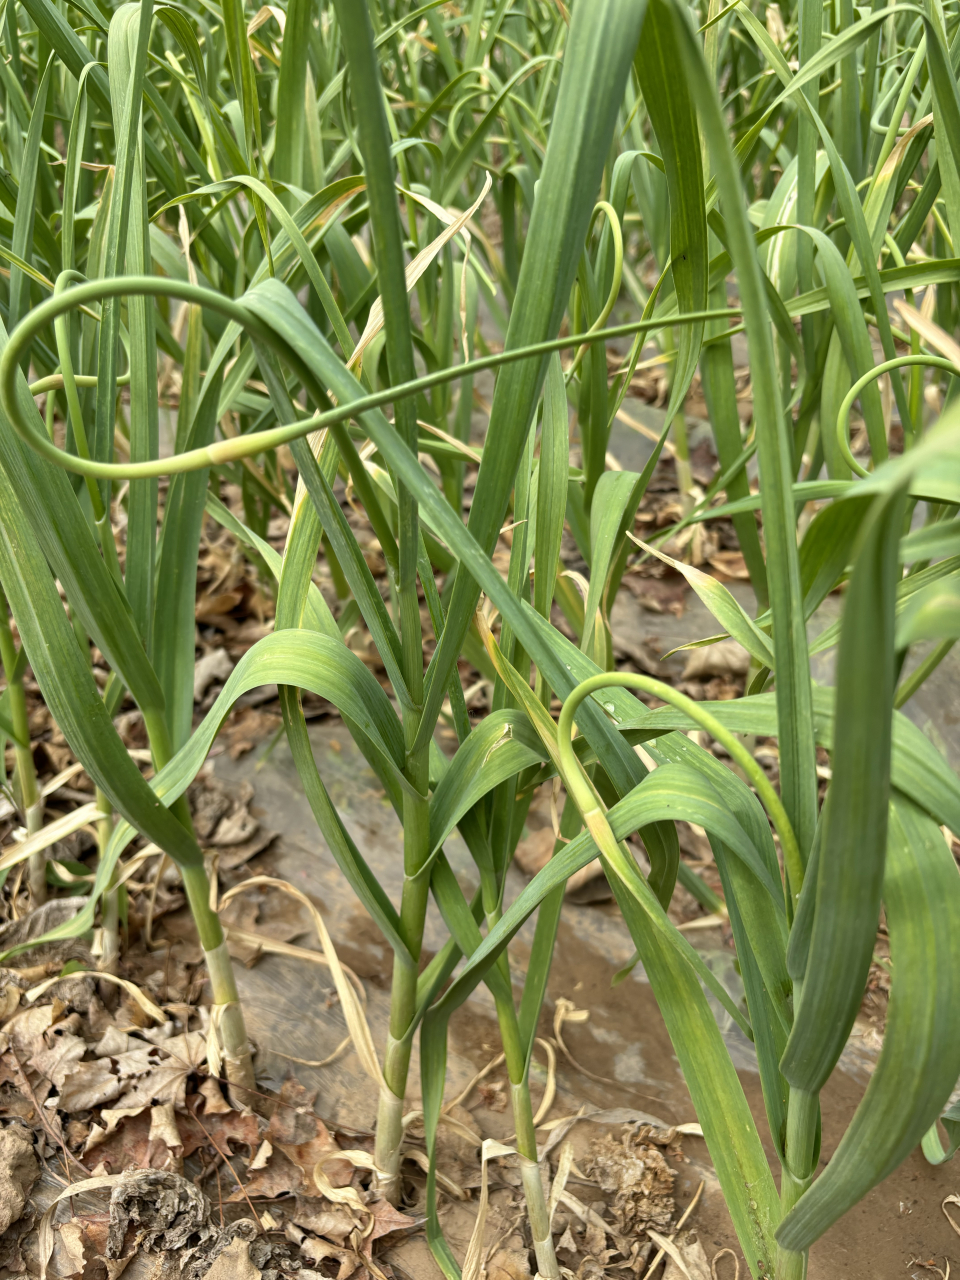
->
[197,1078,232,1115]
[94,1027,137,1057]
[209,809,259,847]
[363,1196,417,1252]
[106,1169,211,1258]
[29,1030,87,1089]
[584,1127,675,1236]
[298,1234,355,1279]
[194,649,234,703]
[84,1107,149,1158]
[0,1125,39,1233]
[147,1104,184,1172]
[0,1204,35,1275]
[0,899,90,970]
[1,1005,54,1061]
[556,1225,577,1254]
[220,897,303,966]
[190,775,233,840]
[218,707,282,762]
[199,1236,261,1280]
[177,1105,259,1161]
[706,550,750,580]
[182,1219,292,1280]
[290,1196,355,1244]
[0,982,21,1023]
[233,1076,351,1196]
[232,1146,304,1201]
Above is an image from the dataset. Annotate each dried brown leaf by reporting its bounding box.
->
[48,1220,85,1279]
[177,1106,259,1160]
[485,1246,531,1280]
[59,1060,121,1112]
[290,1196,355,1244]
[199,1236,261,1280]
[112,1032,206,1111]
[0,1125,39,1232]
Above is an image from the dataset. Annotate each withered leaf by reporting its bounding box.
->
[59,1060,121,1112]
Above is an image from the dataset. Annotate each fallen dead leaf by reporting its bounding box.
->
[233,1145,305,1201]
[585,1126,675,1237]
[707,551,750,580]
[190,777,232,840]
[106,1169,211,1257]
[0,982,21,1023]
[486,1244,532,1280]
[656,1229,711,1280]
[298,1235,356,1279]
[218,708,282,761]
[2,1004,54,1060]
[513,828,602,895]
[84,1109,158,1173]
[209,809,259,847]
[264,1076,352,1187]
[197,1078,232,1115]
[59,1059,121,1112]
[147,1104,183,1172]
[682,640,750,681]
[178,1105,259,1161]
[0,1125,39,1233]
[363,1196,418,1252]
[199,1236,261,1280]
[290,1195,355,1243]
[193,650,234,702]
[48,1219,85,1280]
[111,1032,207,1110]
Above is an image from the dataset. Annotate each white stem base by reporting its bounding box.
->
[520,1154,559,1280]
[204,941,255,1100]
[373,1082,404,1204]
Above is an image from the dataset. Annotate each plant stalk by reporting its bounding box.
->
[97,787,120,974]
[776,1087,818,1280]
[144,710,253,1085]
[485,881,560,1280]
[182,847,255,1100]
[0,588,43,901]
[330,0,434,1202]
[514,1086,558,1280]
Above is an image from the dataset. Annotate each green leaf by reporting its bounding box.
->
[153,366,223,750]
[896,576,960,647]
[420,0,650,745]
[533,353,568,625]
[900,516,960,563]
[635,0,707,423]
[922,1100,960,1166]
[632,535,775,668]
[0,460,206,884]
[670,0,818,860]
[778,795,960,1251]
[428,713,547,856]
[581,471,645,662]
[7,54,53,333]
[782,485,906,1090]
